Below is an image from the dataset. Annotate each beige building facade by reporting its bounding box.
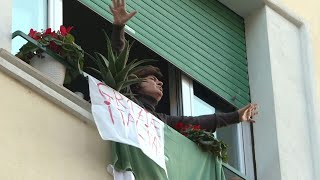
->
[281,0,320,99]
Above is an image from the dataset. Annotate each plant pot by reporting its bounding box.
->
[30,53,66,85]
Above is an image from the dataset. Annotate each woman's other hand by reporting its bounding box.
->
[237,103,258,123]
[109,0,137,25]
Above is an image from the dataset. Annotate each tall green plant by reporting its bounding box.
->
[86,30,155,95]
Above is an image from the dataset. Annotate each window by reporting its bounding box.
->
[11,0,48,54]
[12,0,62,55]
[181,73,253,179]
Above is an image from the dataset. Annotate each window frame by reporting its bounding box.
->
[179,72,255,179]
[48,0,63,30]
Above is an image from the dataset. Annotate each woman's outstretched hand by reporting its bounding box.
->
[109,0,137,25]
[237,103,258,123]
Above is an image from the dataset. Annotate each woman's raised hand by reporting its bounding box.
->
[109,0,137,25]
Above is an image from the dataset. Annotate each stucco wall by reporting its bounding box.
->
[246,5,318,179]
[281,0,320,99]
[0,70,113,180]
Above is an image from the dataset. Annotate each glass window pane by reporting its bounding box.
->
[193,95,215,116]
[217,124,243,171]
[223,166,246,180]
[192,81,244,173]
[12,0,47,54]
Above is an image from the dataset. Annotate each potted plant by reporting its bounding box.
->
[173,122,228,163]
[86,30,155,98]
[15,25,84,85]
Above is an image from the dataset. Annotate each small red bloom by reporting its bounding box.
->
[43,28,58,38]
[181,124,192,131]
[193,125,201,130]
[60,25,73,36]
[51,31,58,38]
[67,26,73,33]
[44,28,52,35]
[28,29,40,40]
[175,122,184,130]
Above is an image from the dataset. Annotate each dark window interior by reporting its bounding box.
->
[63,0,170,114]
[193,80,236,112]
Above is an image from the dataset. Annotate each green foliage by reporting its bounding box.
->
[174,123,228,163]
[185,128,228,163]
[86,30,155,95]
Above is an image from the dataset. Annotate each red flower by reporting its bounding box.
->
[43,28,58,38]
[174,122,184,130]
[182,124,192,131]
[44,28,52,35]
[51,31,58,38]
[28,29,40,40]
[60,25,73,36]
[193,125,201,130]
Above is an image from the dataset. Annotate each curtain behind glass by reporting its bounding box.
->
[11,0,47,54]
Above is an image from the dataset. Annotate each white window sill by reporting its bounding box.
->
[0,48,94,126]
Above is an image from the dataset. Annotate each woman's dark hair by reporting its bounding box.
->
[133,65,163,79]
[131,65,163,94]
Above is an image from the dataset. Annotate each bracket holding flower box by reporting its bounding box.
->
[12,26,84,85]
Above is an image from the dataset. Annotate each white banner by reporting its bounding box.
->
[88,75,166,172]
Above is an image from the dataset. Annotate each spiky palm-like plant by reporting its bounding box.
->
[86,30,155,95]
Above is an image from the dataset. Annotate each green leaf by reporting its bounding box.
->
[65,34,75,43]
[102,30,117,76]
[51,39,63,46]
[73,43,83,51]
[127,59,157,74]
[77,56,84,75]
[43,35,52,41]
[84,67,101,76]
[115,78,144,92]
[115,40,130,72]
[114,59,156,83]
[114,59,138,83]
[89,52,116,88]
[87,52,109,82]
[19,42,38,53]
[62,43,75,52]
[39,39,50,46]
[95,52,109,68]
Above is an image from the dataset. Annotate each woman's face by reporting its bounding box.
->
[137,75,163,102]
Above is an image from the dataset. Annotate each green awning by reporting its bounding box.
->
[78,0,250,108]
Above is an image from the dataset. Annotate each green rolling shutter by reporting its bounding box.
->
[78,0,250,108]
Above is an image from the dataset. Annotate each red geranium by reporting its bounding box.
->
[16,25,84,84]
[60,25,73,36]
[173,122,228,163]
[28,29,40,40]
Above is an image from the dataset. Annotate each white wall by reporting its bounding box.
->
[0,0,12,51]
[266,7,314,180]
[245,7,282,180]
[245,5,317,180]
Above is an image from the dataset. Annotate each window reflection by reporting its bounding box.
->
[193,81,244,172]
[12,0,47,54]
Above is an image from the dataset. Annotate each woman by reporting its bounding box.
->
[109,0,258,130]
